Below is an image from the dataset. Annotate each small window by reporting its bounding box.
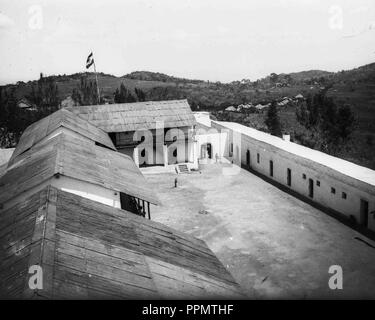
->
[173,148,177,157]
[316,180,320,187]
[287,168,291,187]
[257,153,260,163]
[141,148,146,157]
[230,143,233,153]
[269,160,274,177]
[342,192,347,199]
[302,174,306,180]
[331,187,336,194]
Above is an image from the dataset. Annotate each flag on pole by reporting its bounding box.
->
[86,52,94,69]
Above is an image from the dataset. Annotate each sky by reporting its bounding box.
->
[0,0,375,84]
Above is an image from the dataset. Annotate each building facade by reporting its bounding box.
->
[67,99,199,170]
[194,114,375,233]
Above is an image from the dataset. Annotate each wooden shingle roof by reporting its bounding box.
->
[9,109,116,166]
[0,186,244,299]
[66,99,197,132]
[0,133,160,205]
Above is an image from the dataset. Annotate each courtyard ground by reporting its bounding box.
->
[145,163,375,299]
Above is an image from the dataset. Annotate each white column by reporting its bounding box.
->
[193,141,198,169]
[133,147,139,167]
[163,144,168,167]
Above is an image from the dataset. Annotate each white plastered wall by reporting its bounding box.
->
[2,175,121,211]
[214,122,375,232]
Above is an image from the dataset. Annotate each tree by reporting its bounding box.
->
[114,83,136,103]
[134,87,146,102]
[284,74,293,85]
[335,104,355,141]
[295,89,355,154]
[270,73,279,84]
[265,101,282,136]
[0,86,40,147]
[27,73,60,116]
[71,75,101,106]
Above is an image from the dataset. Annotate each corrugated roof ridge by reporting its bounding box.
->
[54,133,65,177]
[69,99,189,110]
[23,184,55,298]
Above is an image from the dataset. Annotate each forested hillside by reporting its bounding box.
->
[1,63,374,169]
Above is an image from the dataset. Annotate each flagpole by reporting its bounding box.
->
[93,58,101,105]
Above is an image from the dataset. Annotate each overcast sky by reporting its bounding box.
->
[0,0,374,84]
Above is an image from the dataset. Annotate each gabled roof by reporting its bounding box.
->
[0,186,244,299]
[0,133,160,205]
[66,99,196,132]
[17,98,35,108]
[9,109,116,166]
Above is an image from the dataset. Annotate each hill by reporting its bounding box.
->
[1,62,375,169]
[123,71,204,84]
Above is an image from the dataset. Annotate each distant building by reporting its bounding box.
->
[225,106,237,112]
[254,104,268,110]
[17,98,37,111]
[277,99,290,106]
[295,93,304,100]
[241,104,253,109]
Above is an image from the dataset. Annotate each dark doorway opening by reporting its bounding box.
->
[207,143,212,159]
[360,199,369,228]
[120,193,150,218]
[269,160,273,177]
[246,149,250,167]
[201,143,212,159]
[308,178,314,198]
[287,168,291,187]
[120,193,138,214]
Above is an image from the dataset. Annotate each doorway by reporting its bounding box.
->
[207,143,212,159]
[360,199,369,227]
[201,143,212,159]
[287,168,291,187]
[308,178,314,198]
[269,160,273,177]
[246,149,250,167]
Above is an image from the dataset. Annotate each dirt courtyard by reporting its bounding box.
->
[145,163,375,299]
